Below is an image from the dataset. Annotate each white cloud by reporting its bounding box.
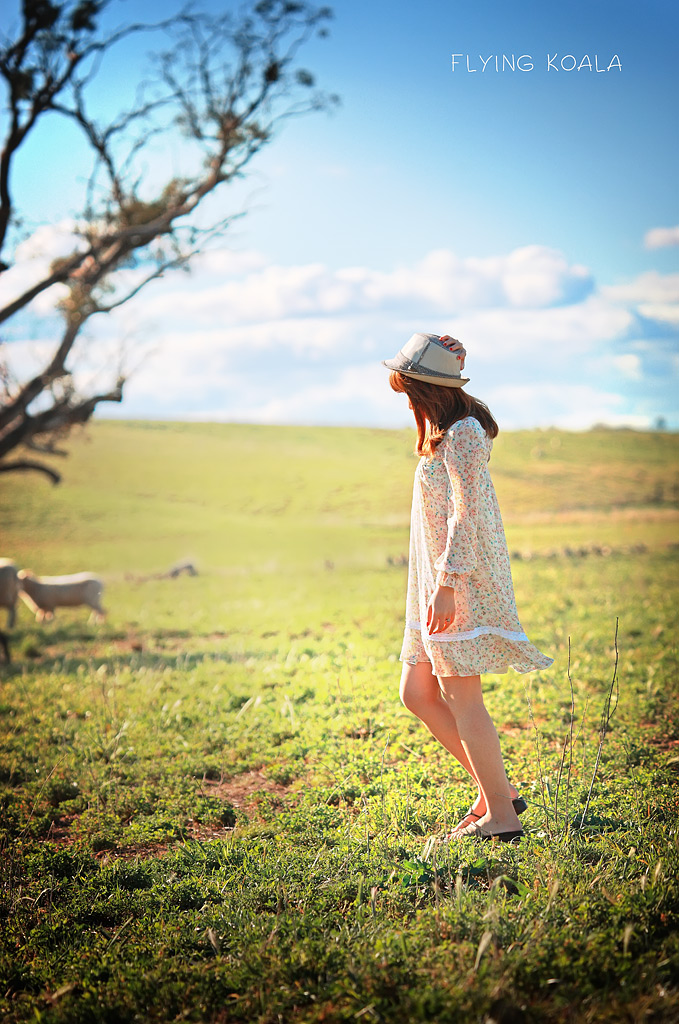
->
[319,163,351,178]
[211,363,400,425]
[0,220,86,321]
[601,271,679,305]
[614,353,642,380]
[135,243,594,327]
[644,225,679,249]
[634,304,679,326]
[498,245,591,307]
[14,221,83,262]
[2,230,596,335]
[484,382,647,430]
[3,234,677,429]
[191,248,268,276]
[0,338,56,383]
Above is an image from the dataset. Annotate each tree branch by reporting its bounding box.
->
[26,438,69,457]
[0,380,124,468]
[0,459,61,484]
[0,320,80,434]
[0,0,336,481]
[0,3,192,259]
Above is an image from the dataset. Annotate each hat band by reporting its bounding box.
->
[393,351,465,380]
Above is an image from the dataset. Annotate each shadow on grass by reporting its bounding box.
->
[0,624,267,678]
[570,813,641,833]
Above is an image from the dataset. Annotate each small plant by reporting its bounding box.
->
[526,618,620,838]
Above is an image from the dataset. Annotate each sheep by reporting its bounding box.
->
[0,559,19,628]
[17,570,106,623]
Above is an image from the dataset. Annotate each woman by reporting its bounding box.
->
[383,332,553,842]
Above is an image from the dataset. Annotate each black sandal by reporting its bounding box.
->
[449,822,524,843]
[461,796,528,820]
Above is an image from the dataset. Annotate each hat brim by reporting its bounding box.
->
[382,357,470,389]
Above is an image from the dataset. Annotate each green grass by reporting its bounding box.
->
[0,422,678,1024]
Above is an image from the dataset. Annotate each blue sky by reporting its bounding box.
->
[3,0,678,428]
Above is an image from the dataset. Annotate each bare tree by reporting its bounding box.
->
[0,0,337,483]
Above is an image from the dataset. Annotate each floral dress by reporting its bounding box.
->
[400,415,553,677]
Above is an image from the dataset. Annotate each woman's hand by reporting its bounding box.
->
[427,585,456,635]
[440,335,466,370]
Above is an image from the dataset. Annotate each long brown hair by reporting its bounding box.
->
[389,371,498,456]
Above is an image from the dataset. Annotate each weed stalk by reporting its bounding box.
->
[380,732,390,830]
[579,617,620,828]
[553,636,575,829]
[523,680,552,836]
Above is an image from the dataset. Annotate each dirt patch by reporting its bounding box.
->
[639,722,679,754]
[198,769,292,809]
[32,769,293,863]
[42,813,80,847]
[94,820,237,863]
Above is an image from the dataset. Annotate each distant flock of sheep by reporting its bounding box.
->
[0,558,105,663]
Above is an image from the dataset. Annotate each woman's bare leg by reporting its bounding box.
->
[399,662,518,826]
[400,661,479,780]
[438,672,522,834]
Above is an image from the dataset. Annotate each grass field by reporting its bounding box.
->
[1,421,678,1024]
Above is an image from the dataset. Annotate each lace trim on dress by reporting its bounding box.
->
[405,621,530,644]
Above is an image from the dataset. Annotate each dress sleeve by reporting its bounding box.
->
[433,418,487,587]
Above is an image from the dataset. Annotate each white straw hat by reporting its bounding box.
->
[382,332,470,387]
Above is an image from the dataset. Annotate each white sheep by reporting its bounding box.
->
[17,570,106,623]
[0,559,19,628]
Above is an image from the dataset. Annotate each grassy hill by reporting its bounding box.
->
[4,420,678,567]
[0,422,677,1024]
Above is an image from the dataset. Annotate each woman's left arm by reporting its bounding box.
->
[427,420,486,635]
[434,418,486,587]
